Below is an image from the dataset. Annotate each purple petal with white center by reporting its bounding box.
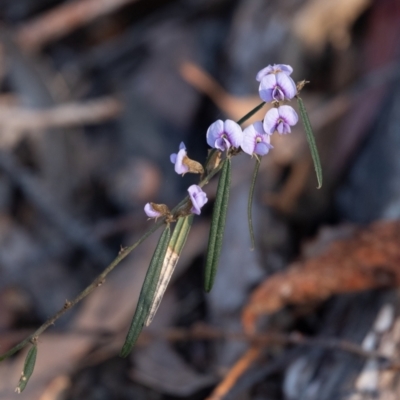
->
[206,120,224,148]
[188,185,208,215]
[276,73,297,100]
[224,120,243,148]
[256,64,293,81]
[144,203,162,219]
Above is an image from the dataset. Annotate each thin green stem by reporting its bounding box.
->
[0,100,268,362]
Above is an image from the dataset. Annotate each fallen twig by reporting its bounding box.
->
[0,97,123,147]
[15,0,140,52]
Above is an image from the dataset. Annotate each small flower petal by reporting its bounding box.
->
[275,73,297,100]
[259,72,297,102]
[206,120,224,148]
[144,203,162,219]
[224,120,243,148]
[263,106,298,135]
[254,141,272,156]
[263,108,280,134]
[258,74,276,103]
[256,64,293,81]
[188,185,208,215]
[206,119,243,151]
[278,105,299,125]
[170,142,189,175]
[242,121,272,156]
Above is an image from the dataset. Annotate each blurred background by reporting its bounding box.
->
[0,0,400,399]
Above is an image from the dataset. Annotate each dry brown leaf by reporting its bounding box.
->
[242,220,400,333]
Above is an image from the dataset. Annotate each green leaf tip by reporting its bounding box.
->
[15,344,37,393]
[204,159,232,292]
[297,97,323,189]
[248,158,261,250]
[120,224,171,357]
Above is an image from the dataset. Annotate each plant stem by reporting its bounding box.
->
[0,100,267,362]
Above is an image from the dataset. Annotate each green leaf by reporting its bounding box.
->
[237,101,265,125]
[120,224,171,357]
[204,158,231,292]
[247,158,261,250]
[145,215,193,326]
[16,344,37,393]
[297,96,323,189]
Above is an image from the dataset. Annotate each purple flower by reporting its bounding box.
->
[144,203,162,219]
[256,64,293,82]
[206,119,243,151]
[144,202,170,219]
[263,106,298,135]
[259,73,297,103]
[188,185,208,215]
[242,121,273,156]
[170,142,188,175]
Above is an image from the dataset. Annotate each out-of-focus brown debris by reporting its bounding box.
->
[243,220,400,333]
[205,345,262,400]
[180,62,267,125]
[292,0,372,52]
[0,97,122,148]
[15,0,139,52]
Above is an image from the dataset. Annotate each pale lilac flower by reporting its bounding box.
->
[170,142,188,175]
[188,185,208,215]
[144,203,162,219]
[242,121,273,156]
[259,73,297,102]
[206,119,243,151]
[263,106,298,135]
[256,64,293,81]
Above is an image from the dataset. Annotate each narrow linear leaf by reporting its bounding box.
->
[204,158,231,292]
[237,101,265,125]
[120,224,171,357]
[15,344,37,393]
[145,215,193,326]
[248,158,261,250]
[297,96,323,189]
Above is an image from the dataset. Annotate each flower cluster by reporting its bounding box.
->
[205,64,298,157]
[144,63,299,220]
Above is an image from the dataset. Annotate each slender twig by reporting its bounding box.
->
[206,345,262,400]
[15,0,140,52]
[164,327,394,364]
[0,102,264,362]
[0,97,122,135]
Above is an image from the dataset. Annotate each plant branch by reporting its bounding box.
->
[0,101,266,362]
